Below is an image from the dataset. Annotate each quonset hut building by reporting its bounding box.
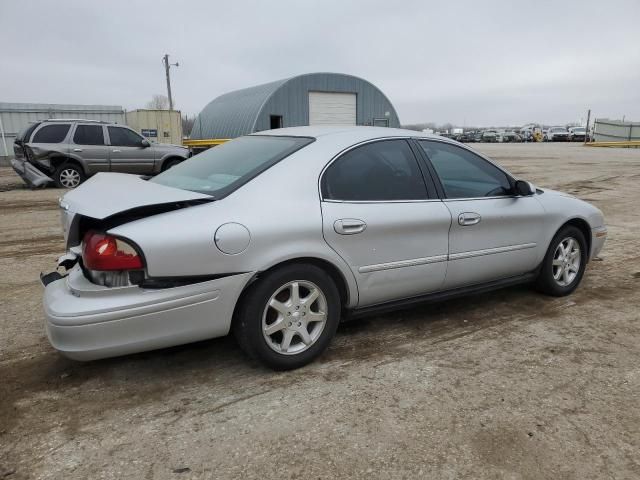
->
[189,72,400,140]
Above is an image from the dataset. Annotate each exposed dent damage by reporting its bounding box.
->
[11,158,53,188]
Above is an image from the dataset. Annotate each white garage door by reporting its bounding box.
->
[308,92,357,126]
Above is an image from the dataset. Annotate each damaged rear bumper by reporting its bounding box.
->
[11,158,53,188]
[43,265,254,360]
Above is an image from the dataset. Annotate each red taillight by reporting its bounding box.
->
[82,231,143,271]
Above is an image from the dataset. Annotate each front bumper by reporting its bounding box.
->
[11,158,53,188]
[43,266,254,360]
[591,226,607,259]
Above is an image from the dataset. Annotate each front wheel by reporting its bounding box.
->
[535,225,588,296]
[162,158,183,171]
[234,264,341,370]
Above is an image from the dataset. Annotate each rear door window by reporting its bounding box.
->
[32,124,71,143]
[321,139,429,201]
[73,125,105,145]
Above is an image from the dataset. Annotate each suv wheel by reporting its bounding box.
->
[234,264,341,370]
[54,163,85,189]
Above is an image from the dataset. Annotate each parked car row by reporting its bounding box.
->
[453,130,522,143]
[450,126,590,144]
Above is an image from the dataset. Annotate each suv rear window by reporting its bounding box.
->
[16,122,41,143]
[32,124,71,143]
[151,135,313,197]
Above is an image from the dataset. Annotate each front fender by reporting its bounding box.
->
[535,189,605,260]
[154,150,190,173]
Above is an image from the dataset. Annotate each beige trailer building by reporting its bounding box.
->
[125,109,182,145]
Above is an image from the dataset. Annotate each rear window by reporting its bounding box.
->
[151,135,314,197]
[16,122,41,143]
[32,124,71,143]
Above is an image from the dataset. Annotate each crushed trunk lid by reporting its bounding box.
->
[61,172,213,220]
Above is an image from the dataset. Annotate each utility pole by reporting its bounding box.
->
[584,109,591,144]
[162,54,179,110]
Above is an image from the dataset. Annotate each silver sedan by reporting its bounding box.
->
[42,127,607,369]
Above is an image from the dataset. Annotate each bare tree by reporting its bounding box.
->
[146,94,169,110]
[182,114,195,137]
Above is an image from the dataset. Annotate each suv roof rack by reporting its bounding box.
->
[43,118,111,123]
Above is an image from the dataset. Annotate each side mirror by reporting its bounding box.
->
[514,180,535,196]
[140,139,150,148]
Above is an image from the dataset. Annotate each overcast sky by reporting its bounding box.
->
[2,0,639,126]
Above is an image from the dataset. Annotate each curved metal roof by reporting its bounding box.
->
[190,78,290,140]
[190,73,400,140]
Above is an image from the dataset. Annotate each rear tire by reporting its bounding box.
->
[535,225,587,296]
[233,264,341,370]
[53,162,85,189]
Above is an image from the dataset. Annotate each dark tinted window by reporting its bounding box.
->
[16,122,41,143]
[108,126,143,146]
[151,135,313,196]
[73,125,105,145]
[32,124,71,143]
[322,139,428,201]
[419,141,511,198]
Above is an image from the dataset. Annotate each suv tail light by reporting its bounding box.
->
[82,231,143,271]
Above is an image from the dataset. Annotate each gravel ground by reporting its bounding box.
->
[1,142,639,479]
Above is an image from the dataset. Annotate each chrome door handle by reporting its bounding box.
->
[334,218,367,235]
[458,212,481,226]
[112,149,121,153]
[73,148,83,152]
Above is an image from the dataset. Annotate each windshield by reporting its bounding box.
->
[573,127,586,132]
[151,135,314,196]
[551,127,567,132]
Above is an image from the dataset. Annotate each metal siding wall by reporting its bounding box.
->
[593,119,640,141]
[0,103,125,159]
[256,73,400,133]
[190,79,289,139]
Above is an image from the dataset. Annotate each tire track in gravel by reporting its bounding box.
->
[0,234,63,259]
[1,200,58,212]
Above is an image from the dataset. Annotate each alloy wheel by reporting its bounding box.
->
[552,237,581,287]
[262,280,328,355]
[59,168,81,188]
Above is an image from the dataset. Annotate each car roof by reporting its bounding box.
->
[252,125,441,142]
